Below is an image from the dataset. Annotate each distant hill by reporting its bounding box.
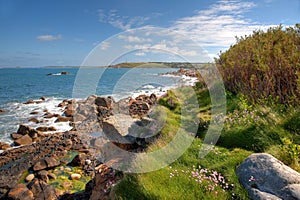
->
[44,62,213,69]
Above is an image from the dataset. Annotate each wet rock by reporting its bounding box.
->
[0,109,6,113]
[29,111,39,115]
[17,124,32,135]
[40,96,46,101]
[61,71,69,75]
[237,153,300,200]
[44,113,59,119]
[36,126,57,132]
[0,141,11,150]
[55,116,71,123]
[23,100,35,105]
[28,117,39,123]
[58,102,66,107]
[70,173,81,180]
[8,184,34,200]
[14,134,32,146]
[25,174,35,182]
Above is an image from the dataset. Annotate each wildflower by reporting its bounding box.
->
[249,176,255,182]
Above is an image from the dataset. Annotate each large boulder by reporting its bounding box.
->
[236,153,300,200]
[8,184,34,200]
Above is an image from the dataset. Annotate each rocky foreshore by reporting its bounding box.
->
[0,93,160,199]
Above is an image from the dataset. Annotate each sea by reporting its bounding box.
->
[0,67,197,144]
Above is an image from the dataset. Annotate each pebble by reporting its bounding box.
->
[25,174,35,182]
[70,173,81,180]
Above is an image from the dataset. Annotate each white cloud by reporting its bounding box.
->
[135,52,146,56]
[99,41,110,50]
[171,0,279,51]
[98,9,150,30]
[118,35,152,43]
[37,34,62,41]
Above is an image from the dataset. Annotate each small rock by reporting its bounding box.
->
[28,117,39,123]
[36,126,57,132]
[37,170,49,183]
[40,96,46,101]
[30,111,39,115]
[61,182,72,189]
[47,173,57,180]
[85,159,92,165]
[0,141,10,150]
[0,108,6,113]
[44,113,59,119]
[54,116,71,123]
[25,174,35,182]
[14,134,32,146]
[64,167,71,172]
[23,100,35,104]
[70,173,81,180]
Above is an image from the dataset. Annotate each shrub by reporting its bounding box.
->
[216,24,300,105]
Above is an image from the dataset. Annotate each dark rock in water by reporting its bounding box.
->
[23,100,35,105]
[29,111,39,115]
[64,104,74,117]
[36,126,57,132]
[44,113,59,119]
[0,109,6,113]
[57,102,66,107]
[0,142,10,150]
[17,124,33,135]
[54,116,71,123]
[8,184,34,200]
[40,96,46,101]
[61,71,69,75]
[14,134,32,146]
[237,153,300,200]
[28,117,39,123]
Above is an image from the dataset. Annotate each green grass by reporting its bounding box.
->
[113,85,300,199]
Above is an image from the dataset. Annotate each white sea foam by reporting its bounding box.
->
[0,97,73,144]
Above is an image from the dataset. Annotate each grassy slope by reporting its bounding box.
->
[113,85,300,199]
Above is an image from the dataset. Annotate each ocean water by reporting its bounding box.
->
[0,67,197,144]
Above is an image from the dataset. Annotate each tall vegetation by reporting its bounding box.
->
[216,24,300,105]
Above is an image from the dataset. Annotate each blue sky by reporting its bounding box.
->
[0,0,299,67]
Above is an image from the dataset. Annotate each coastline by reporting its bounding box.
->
[0,68,199,199]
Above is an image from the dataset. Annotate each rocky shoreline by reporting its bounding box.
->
[0,92,160,200]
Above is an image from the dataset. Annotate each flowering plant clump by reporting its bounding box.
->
[169,166,234,196]
[225,109,263,127]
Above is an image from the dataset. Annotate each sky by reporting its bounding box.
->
[0,0,299,67]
